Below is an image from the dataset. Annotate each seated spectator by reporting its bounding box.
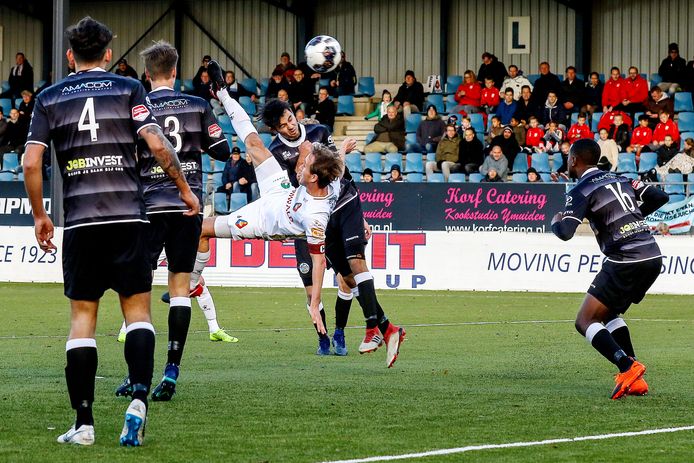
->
[477,52,507,89]
[0,109,7,144]
[294,108,317,125]
[602,67,626,113]
[525,116,545,152]
[557,141,571,173]
[364,105,405,153]
[266,70,289,99]
[224,71,257,101]
[0,109,28,166]
[530,62,561,109]
[459,127,484,173]
[328,51,357,95]
[526,167,542,182]
[510,116,526,146]
[114,59,138,79]
[451,70,481,114]
[312,86,336,131]
[496,88,517,125]
[482,168,504,182]
[581,72,603,116]
[479,145,509,180]
[617,66,648,115]
[192,55,211,89]
[238,150,259,202]
[567,112,593,144]
[650,110,679,149]
[217,147,246,197]
[0,52,34,107]
[277,88,290,103]
[561,66,584,113]
[17,90,34,127]
[598,110,632,133]
[608,114,630,152]
[656,137,694,176]
[480,77,500,114]
[596,128,619,171]
[628,114,653,158]
[365,89,393,120]
[460,116,473,133]
[514,85,536,126]
[273,52,296,82]
[502,65,532,100]
[140,72,151,92]
[488,126,520,168]
[542,120,564,153]
[656,135,679,168]
[386,164,404,182]
[289,68,315,113]
[658,43,687,94]
[426,124,460,180]
[540,91,566,127]
[486,116,503,144]
[362,168,374,183]
[413,105,446,153]
[192,70,213,102]
[393,70,424,117]
[645,87,673,129]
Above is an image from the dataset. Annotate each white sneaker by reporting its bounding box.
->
[119,399,147,446]
[57,424,94,445]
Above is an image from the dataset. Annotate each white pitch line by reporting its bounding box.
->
[320,425,694,463]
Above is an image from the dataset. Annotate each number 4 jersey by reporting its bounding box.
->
[26,68,159,229]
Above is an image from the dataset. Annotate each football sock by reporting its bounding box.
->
[378,316,391,335]
[585,322,633,373]
[217,88,258,142]
[119,320,126,334]
[197,285,221,333]
[606,317,635,357]
[354,272,380,329]
[334,290,353,329]
[124,322,155,406]
[167,297,192,366]
[65,338,97,428]
[190,250,210,288]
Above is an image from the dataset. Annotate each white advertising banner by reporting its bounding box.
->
[1,226,693,295]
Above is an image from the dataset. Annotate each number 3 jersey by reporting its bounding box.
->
[553,167,668,262]
[26,68,159,229]
[137,87,229,213]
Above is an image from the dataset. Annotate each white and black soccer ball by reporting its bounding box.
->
[305,35,342,73]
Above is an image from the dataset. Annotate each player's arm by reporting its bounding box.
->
[632,179,669,217]
[306,218,329,335]
[202,104,231,162]
[551,191,588,241]
[336,137,357,177]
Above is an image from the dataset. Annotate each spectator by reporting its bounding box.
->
[645,87,673,129]
[413,105,446,153]
[602,67,626,113]
[542,120,564,153]
[488,125,520,168]
[273,52,296,82]
[393,70,425,117]
[0,52,34,107]
[362,168,374,183]
[510,116,526,147]
[628,114,653,158]
[0,108,27,164]
[192,70,213,102]
[514,85,536,126]
[561,66,584,113]
[459,127,485,173]
[557,141,571,173]
[426,124,460,180]
[224,71,257,101]
[386,164,404,182]
[658,43,687,94]
[530,62,561,109]
[365,90,393,120]
[294,108,317,125]
[617,66,648,115]
[540,91,566,127]
[486,116,503,144]
[501,65,532,100]
[482,168,504,182]
[525,116,545,152]
[289,68,314,113]
[192,55,211,89]
[17,90,35,127]
[686,55,694,92]
[364,105,405,153]
[0,109,7,144]
[312,86,336,131]
[496,88,517,125]
[480,77,500,114]
[238,151,259,203]
[596,128,619,171]
[277,88,290,103]
[329,51,357,95]
[477,52,507,90]
[656,137,694,177]
[140,72,151,92]
[266,69,289,99]
[656,135,679,168]
[567,113,593,144]
[296,60,321,87]
[217,147,245,196]
[608,114,630,152]
[451,70,481,114]
[650,110,679,148]
[581,72,603,116]
[114,59,138,79]
[479,145,509,180]
[526,167,542,182]
[597,109,632,133]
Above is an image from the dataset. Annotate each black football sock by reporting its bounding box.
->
[378,316,391,335]
[606,317,635,358]
[310,302,329,338]
[65,339,98,428]
[334,290,353,329]
[354,272,382,329]
[166,298,192,366]
[124,322,155,406]
[586,323,633,372]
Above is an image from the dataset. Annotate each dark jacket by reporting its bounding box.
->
[7,61,34,94]
[478,57,507,90]
[514,98,537,124]
[459,136,485,167]
[288,79,315,107]
[657,144,679,167]
[335,61,357,95]
[226,80,257,100]
[561,78,585,108]
[531,72,562,108]
[658,56,687,84]
[314,98,336,130]
[488,133,520,169]
[115,64,138,80]
[541,99,567,126]
[221,158,245,185]
[374,114,406,150]
[583,81,604,107]
[17,99,34,127]
[394,81,424,110]
[266,78,289,99]
[608,123,630,151]
[416,118,446,146]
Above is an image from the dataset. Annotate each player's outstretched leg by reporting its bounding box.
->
[197,284,239,342]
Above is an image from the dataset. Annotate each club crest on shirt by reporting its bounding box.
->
[208,123,222,138]
[131,104,151,122]
[293,203,302,212]
[235,218,248,229]
[281,180,291,189]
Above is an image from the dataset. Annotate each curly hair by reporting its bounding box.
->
[66,17,113,63]
[261,99,293,131]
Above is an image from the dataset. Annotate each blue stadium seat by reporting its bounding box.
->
[405,133,418,152]
[590,112,603,133]
[182,79,194,92]
[336,95,355,116]
[1,81,9,92]
[259,78,270,95]
[259,133,273,147]
[668,193,686,203]
[239,96,256,116]
[318,78,331,89]
[468,173,484,182]
[405,113,422,133]
[540,173,552,182]
[201,154,212,173]
[427,173,445,182]
[551,152,563,172]
[0,171,14,181]
[385,153,402,171]
[570,113,579,125]
[364,152,383,173]
[240,78,257,94]
[345,152,362,174]
[650,73,662,86]
[677,112,694,132]
[426,94,445,114]
[214,192,229,214]
[446,75,463,94]
[230,192,248,212]
[638,152,657,173]
[476,132,484,144]
[14,98,22,109]
[364,132,376,145]
[212,172,223,189]
[674,92,693,113]
[531,152,551,173]
[512,173,527,182]
[448,173,466,182]
[407,173,423,182]
[0,98,11,115]
[426,152,436,162]
[469,113,484,133]
[526,74,541,85]
[16,172,24,181]
[405,153,424,173]
[356,76,375,97]
[174,79,181,92]
[664,173,685,195]
[486,113,496,132]
[2,152,19,172]
[616,153,637,173]
[218,114,234,134]
[621,172,639,180]
[370,172,382,182]
[511,153,529,172]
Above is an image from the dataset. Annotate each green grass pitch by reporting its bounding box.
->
[0,283,692,462]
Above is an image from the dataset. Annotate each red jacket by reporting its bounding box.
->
[480,87,500,108]
[630,126,652,146]
[567,123,593,142]
[602,77,626,108]
[623,76,649,105]
[525,127,545,147]
[653,120,680,143]
[598,111,632,132]
[455,82,482,107]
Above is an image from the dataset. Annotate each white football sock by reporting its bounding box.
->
[190,250,210,288]
[197,285,220,333]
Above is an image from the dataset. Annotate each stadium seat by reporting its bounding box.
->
[570,113,579,125]
[318,78,331,89]
[668,193,686,203]
[14,98,22,109]
[526,74,541,85]
[616,153,637,173]
[0,98,11,115]
[364,152,383,173]
[446,75,463,94]
[182,79,194,92]
[677,112,694,132]
[16,172,24,181]
[230,192,248,212]
[356,76,375,97]
[476,132,484,144]
[405,113,422,133]
[486,113,496,132]
[680,132,694,149]
[448,173,466,182]
[426,94,445,114]
[370,172,382,182]
[259,78,270,95]
[531,152,551,173]
[239,96,256,116]
[0,171,14,181]
[512,173,527,182]
[218,114,234,134]
[468,173,484,182]
[511,153,529,172]
[405,133,418,152]
[405,153,424,173]
[212,172,223,189]
[622,172,639,180]
[345,152,362,174]
[540,173,552,182]
[174,79,181,92]
[364,132,376,145]
[665,173,685,195]
[638,152,657,173]
[1,81,9,92]
[469,113,484,133]
[590,112,603,132]
[674,92,693,113]
[427,173,445,182]
[426,152,436,162]
[650,73,662,86]
[259,133,273,147]
[551,152,563,172]
[214,192,229,214]
[406,173,423,182]
[201,154,212,173]
[240,78,257,94]
[385,152,402,171]
[2,152,19,172]
[336,95,355,116]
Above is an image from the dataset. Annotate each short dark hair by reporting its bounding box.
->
[504,87,513,94]
[521,85,531,91]
[565,66,576,72]
[66,17,113,63]
[539,61,550,67]
[310,144,343,188]
[262,98,293,130]
[570,139,601,165]
[577,112,587,119]
[140,40,178,80]
[589,72,600,79]
[508,64,518,71]
[610,66,620,73]
[318,86,330,93]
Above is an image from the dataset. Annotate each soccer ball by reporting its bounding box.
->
[305,35,342,73]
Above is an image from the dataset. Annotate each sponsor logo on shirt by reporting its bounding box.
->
[310,227,325,239]
[150,99,189,110]
[61,80,113,94]
[132,104,151,122]
[65,155,124,175]
[235,218,248,229]
[208,123,222,138]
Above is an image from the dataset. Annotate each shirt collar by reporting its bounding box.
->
[150,86,174,93]
[581,167,599,178]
